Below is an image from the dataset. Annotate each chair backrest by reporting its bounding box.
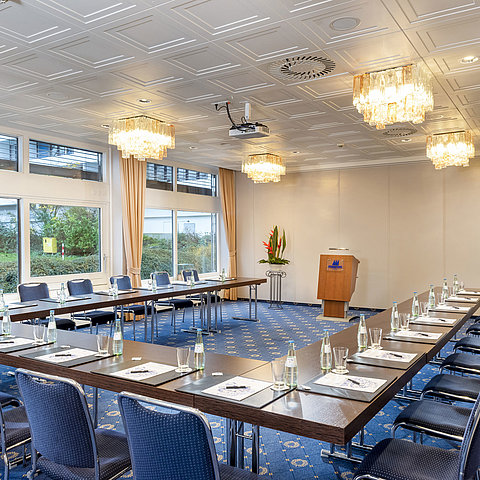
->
[182,270,200,282]
[118,392,220,480]
[153,272,170,286]
[458,392,480,480]
[110,275,132,290]
[15,369,98,471]
[18,282,49,302]
[67,279,93,296]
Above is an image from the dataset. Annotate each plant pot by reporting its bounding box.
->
[268,263,286,271]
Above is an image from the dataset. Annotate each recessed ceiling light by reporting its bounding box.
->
[330,17,361,32]
[46,91,68,100]
[292,151,300,154]
[189,146,197,150]
[401,138,412,142]
[460,55,479,64]
[138,98,152,104]
[101,124,110,128]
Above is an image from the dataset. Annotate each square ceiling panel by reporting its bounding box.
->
[273,101,326,119]
[29,85,90,105]
[69,74,133,96]
[105,12,199,54]
[4,53,82,80]
[208,69,275,94]
[445,69,480,92]
[249,88,304,107]
[0,95,54,113]
[297,72,352,99]
[0,70,38,92]
[112,62,185,88]
[160,80,225,102]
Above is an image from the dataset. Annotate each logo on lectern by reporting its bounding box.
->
[327,258,344,271]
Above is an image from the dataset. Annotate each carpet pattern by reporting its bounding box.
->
[0,300,468,479]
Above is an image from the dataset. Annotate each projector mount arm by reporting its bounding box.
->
[215,101,263,132]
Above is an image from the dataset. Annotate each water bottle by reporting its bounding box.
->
[47,309,57,343]
[1,307,11,337]
[112,278,119,298]
[428,285,436,309]
[411,292,419,319]
[357,314,368,350]
[0,289,5,313]
[453,274,459,295]
[113,317,123,356]
[59,282,66,304]
[194,328,205,370]
[390,302,399,332]
[151,273,157,293]
[441,278,449,303]
[285,341,298,387]
[220,268,226,282]
[320,331,332,371]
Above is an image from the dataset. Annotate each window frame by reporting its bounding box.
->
[0,134,19,172]
[176,167,217,197]
[0,196,20,294]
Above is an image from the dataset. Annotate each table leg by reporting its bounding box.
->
[144,301,148,343]
[251,425,260,474]
[92,386,99,428]
[236,421,245,469]
[232,284,260,322]
[226,418,237,467]
[182,291,217,334]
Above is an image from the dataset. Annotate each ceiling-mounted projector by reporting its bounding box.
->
[215,101,270,139]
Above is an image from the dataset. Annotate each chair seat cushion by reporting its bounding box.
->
[466,323,480,335]
[40,317,76,330]
[441,352,480,374]
[37,429,130,480]
[0,391,21,407]
[124,304,153,315]
[157,299,193,310]
[4,405,30,448]
[219,463,260,479]
[394,399,470,439]
[354,438,459,480]
[455,336,480,353]
[73,310,115,326]
[422,374,480,401]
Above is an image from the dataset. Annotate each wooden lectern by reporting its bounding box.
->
[317,254,359,318]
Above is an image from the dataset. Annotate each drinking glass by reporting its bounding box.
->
[399,313,410,331]
[437,293,445,306]
[271,358,288,391]
[332,347,349,375]
[460,281,465,292]
[33,325,46,345]
[96,334,110,356]
[420,302,429,317]
[369,328,383,349]
[176,347,191,373]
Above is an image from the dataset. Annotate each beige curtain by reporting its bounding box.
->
[120,155,146,287]
[219,168,237,300]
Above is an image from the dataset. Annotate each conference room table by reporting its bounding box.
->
[0,286,477,474]
[5,277,267,338]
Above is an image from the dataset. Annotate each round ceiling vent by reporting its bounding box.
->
[382,127,417,137]
[269,55,336,81]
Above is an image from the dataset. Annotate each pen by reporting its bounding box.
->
[0,341,14,344]
[54,353,72,357]
[225,385,248,389]
[416,332,429,337]
[347,378,361,386]
[388,353,403,358]
[128,370,150,374]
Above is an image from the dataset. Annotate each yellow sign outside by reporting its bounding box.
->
[43,237,57,254]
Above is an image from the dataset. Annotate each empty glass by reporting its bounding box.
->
[332,347,349,375]
[420,302,429,317]
[176,347,191,373]
[271,358,288,391]
[96,334,110,356]
[33,325,46,345]
[369,328,383,349]
[399,313,410,331]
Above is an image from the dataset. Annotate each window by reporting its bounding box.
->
[177,168,217,196]
[30,204,101,277]
[177,211,217,274]
[0,198,19,293]
[0,135,18,172]
[146,163,174,191]
[141,209,174,278]
[29,140,103,181]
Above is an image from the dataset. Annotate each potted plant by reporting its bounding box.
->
[258,225,289,268]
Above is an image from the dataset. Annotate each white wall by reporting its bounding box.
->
[236,161,480,308]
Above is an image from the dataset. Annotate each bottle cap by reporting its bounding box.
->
[50,309,55,315]
[197,328,202,332]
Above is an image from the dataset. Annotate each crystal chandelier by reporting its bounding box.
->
[242,153,286,183]
[426,131,475,169]
[353,64,434,129]
[108,115,175,161]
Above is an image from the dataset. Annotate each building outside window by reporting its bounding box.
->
[30,203,101,277]
[0,198,19,293]
[0,135,18,172]
[177,168,217,196]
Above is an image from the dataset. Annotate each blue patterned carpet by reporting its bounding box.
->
[0,300,468,479]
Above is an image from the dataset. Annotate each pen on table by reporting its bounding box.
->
[0,340,15,344]
[388,352,403,358]
[54,353,72,357]
[417,332,430,337]
[347,378,361,386]
[225,385,248,389]
[128,370,150,374]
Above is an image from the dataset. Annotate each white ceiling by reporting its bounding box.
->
[0,0,479,172]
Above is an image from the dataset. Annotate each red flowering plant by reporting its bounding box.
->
[258,225,289,265]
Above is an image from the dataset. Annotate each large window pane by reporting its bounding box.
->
[141,209,173,278]
[0,198,18,293]
[177,211,217,274]
[29,140,103,181]
[0,135,18,172]
[177,168,217,196]
[146,163,173,191]
[30,204,101,277]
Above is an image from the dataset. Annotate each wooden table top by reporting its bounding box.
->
[1,286,477,446]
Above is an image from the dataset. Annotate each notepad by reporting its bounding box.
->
[314,373,387,393]
[393,331,442,340]
[0,337,32,349]
[202,376,271,401]
[34,348,95,364]
[110,362,176,381]
[432,304,469,313]
[447,296,477,303]
[357,349,416,363]
[411,316,456,325]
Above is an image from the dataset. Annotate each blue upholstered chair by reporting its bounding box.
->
[118,392,259,480]
[421,373,480,403]
[454,336,480,354]
[15,369,131,480]
[17,282,76,330]
[67,279,115,334]
[110,275,154,340]
[0,392,30,480]
[354,392,480,480]
[152,272,194,334]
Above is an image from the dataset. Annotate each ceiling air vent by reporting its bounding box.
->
[382,127,417,137]
[268,55,336,81]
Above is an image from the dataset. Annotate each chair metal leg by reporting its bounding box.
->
[3,452,9,480]
[93,386,99,428]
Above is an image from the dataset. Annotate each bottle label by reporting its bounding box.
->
[113,332,122,340]
[285,357,297,368]
[194,344,204,354]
